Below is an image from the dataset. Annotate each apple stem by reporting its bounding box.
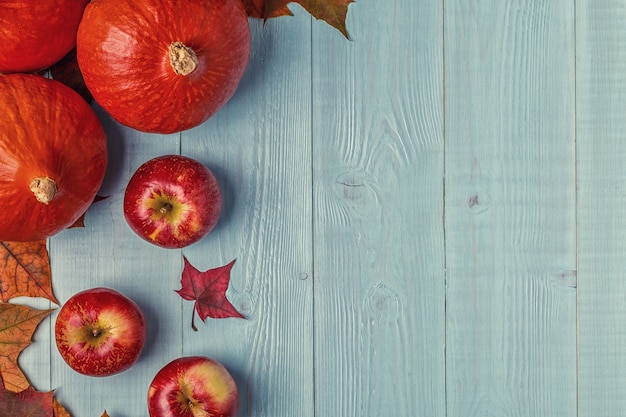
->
[160,202,174,214]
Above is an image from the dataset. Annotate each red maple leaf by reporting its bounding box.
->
[0,378,54,417]
[176,257,245,331]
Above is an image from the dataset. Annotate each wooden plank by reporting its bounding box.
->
[576,1,626,415]
[46,109,183,417]
[312,1,445,415]
[180,14,314,417]
[444,1,577,416]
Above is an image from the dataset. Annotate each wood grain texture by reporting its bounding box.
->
[180,14,314,417]
[312,1,445,416]
[576,1,626,415]
[444,1,577,416]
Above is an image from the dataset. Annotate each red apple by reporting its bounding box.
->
[124,155,222,249]
[148,356,239,417]
[54,287,146,377]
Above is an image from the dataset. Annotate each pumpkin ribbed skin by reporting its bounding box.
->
[0,0,89,73]
[0,74,108,241]
[76,0,251,134]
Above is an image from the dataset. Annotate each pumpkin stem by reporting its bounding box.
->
[169,42,198,76]
[29,177,57,205]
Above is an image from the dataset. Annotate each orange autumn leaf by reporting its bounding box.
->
[53,397,72,417]
[0,304,53,392]
[101,411,110,417]
[0,240,58,305]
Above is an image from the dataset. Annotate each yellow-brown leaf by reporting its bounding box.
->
[53,397,73,417]
[0,304,53,392]
[265,0,354,38]
[0,240,58,304]
[241,0,291,18]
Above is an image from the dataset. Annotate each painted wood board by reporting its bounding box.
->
[444,1,577,416]
[180,14,315,417]
[312,0,445,416]
[577,1,626,415]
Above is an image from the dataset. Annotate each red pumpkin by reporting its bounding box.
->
[0,0,89,73]
[0,74,108,241]
[76,0,251,134]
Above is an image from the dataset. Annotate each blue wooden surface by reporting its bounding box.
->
[577,1,626,416]
[445,2,577,416]
[14,1,626,416]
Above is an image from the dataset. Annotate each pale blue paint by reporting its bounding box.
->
[15,1,626,416]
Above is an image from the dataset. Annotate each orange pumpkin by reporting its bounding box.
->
[0,74,108,241]
[76,0,251,134]
[0,0,89,73]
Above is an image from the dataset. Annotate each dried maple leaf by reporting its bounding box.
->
[244,0,355,38]
[101,411,110,417]
[53,397,72,417]
[241,0,291,18]
[0,240,58,305]
[176,257,244,331]
[0,378,54,417]
[0,304,54,392]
